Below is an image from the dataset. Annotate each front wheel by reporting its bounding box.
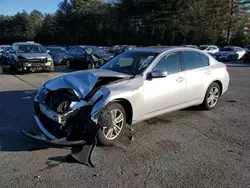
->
[97,103,126,146]
[87,62,94,69]
[48,62,55,72]
[202,82,221,110]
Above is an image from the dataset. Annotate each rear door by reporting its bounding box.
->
[182,51,212,103]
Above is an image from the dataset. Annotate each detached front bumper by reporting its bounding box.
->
[22,116,86,146]
[23,101,99,167]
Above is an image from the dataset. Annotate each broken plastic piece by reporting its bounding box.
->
[70,139,97,168]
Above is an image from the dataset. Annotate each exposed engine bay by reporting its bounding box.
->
[22,71,129,167]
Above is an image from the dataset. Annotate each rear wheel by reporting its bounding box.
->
[202,82,221,110]
[97,103,126,146]
[66,60,71,69]
[10,64,17,73]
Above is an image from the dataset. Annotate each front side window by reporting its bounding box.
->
[200,53,209,67]
[77,48,86,55]
[182,51,203,70]
[153,52,182,75]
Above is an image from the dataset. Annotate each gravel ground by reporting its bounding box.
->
[0,63,250,188]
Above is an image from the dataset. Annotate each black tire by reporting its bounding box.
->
[87,62,94,69]
[66,60,71,69]
[202,82,221,110]
[243,59,249,63]
[10,64,17,73]
[97,103,126,146]
[0,66,3,75]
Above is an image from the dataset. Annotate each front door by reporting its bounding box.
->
[143,51,186,115]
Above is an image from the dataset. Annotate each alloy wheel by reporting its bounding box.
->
[207,87,219,107]
[103,109,124,140]
[66,60,70,68]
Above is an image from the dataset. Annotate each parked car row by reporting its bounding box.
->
[0,42,136,74]
[181,44,250,62]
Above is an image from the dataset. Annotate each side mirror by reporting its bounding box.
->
[150,69,167,78]
[0,49,3,53]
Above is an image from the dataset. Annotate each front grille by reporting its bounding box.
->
[39,114,67,138]
[44,89,79,114]
[26,58,47,64]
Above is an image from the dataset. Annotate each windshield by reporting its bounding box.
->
[199,46,208,50]
[221,47,234,52]
[99,51,158,75]
[17,44,46,53]
[4,47,11,52]
[84,46,106,55]
[47,48,66,53]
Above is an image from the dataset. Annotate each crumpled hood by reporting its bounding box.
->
[93,53,114,61]
[17,53,49,59]
[44,69,131,99]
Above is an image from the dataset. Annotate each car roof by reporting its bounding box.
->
[0,45,11,47]
[224,45,237,48]
[13,42,41,45]
[129,46,185,53]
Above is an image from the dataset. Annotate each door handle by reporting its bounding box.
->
[205,70,211,75]
[176,77,184,83]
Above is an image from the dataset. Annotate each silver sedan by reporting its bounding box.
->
[24,47,230,147]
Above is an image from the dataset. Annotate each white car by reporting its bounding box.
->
[199,45,219,54]
[214,46,246,61]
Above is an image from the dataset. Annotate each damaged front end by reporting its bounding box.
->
[22,70,129,167]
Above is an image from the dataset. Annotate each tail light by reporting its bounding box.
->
[226,65,229,72]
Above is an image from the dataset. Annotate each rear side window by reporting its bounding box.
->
[182,51,203,70]
[154,52,182,75]
[200,53,209,67]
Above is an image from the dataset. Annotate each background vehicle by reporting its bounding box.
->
[109,45,136,55]
[0,45,11,64]
[64,46,114,69]
[46,46,67,65]
[181,45,199,49]
[199,45,219,54]
[214,46,246,61]
[28,47,229,148]
[64,46,95,69]
[242,45,250,63]
[83,45,114,65]
[8,42,54,73]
